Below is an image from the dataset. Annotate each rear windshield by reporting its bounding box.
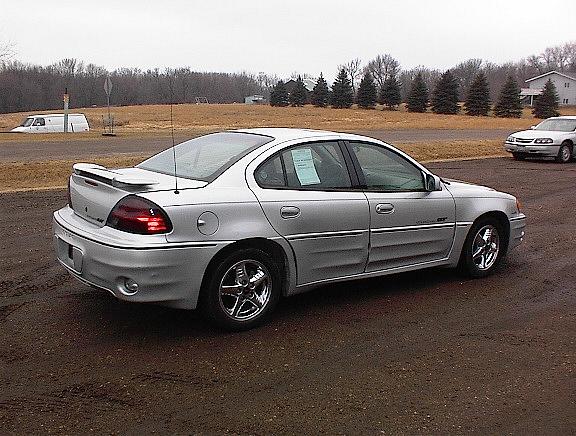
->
[535,119,576,132]
[20,117,34,127]
[137,132,273,182]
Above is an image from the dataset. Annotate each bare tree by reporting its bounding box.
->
[452,58,483,99]
[340,58,362,94]
[55,58,78,77]
[541,47,559,71]
[549,46,567,71]
[0,40,15,65]
[289,71,314,80]
[526,55,545,74]
[365,54,400,89]
[562,41,576,72]
[399,67,441,101]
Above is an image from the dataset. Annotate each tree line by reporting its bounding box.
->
[270,41,574,118]
[0,59,268,114]
[0,40,573,114]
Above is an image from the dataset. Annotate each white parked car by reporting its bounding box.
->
[54,129,526,330]
[11,113,90,133]
[504,116,576,163]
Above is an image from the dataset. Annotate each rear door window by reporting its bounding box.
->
[255,141,352,190]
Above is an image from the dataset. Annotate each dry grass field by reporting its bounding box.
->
[2,103,573,139]
[1,103,573,191]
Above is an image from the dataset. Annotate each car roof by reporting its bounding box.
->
[232,127,378,143]
[548,116,576,120]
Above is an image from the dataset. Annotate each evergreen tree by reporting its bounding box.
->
[330,68,353,109]
[289,75,308,107]
[380,75,402,110]
[356,72,377,109]
[464,72,491,116]
[432,70,459,114]
[532,78,560,119]
[269,80,289,107]
[407,72,429,113]
[311,73,330,107]
[494,76,523,118]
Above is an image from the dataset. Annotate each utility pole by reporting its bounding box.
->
[63,88,69,133]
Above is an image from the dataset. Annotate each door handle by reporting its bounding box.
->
[280,206,300,219]
[375,203,394,214]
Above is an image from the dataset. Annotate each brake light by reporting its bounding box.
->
[106,195,172,234]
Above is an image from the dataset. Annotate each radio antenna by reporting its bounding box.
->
[169,74,179,194]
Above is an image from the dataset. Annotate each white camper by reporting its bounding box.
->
[11,113,90,133]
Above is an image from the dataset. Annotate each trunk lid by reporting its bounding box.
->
[69,163,206,227]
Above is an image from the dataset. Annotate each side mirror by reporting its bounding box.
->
[530,125,536,130]
[425,173,442,192]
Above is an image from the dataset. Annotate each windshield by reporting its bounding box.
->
[138,132,273,182]
[535,119,576,132]
[20,117,34,127]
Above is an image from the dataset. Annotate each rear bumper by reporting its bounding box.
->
[504,142,560,157]
[53,210,227,309]
[509,214,526,250]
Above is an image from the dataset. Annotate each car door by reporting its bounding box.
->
[251,140,370,285]
[345,140,456,273]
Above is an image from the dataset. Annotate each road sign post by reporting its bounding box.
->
[103,77,115,136]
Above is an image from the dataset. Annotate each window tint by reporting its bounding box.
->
[255,155,285,187]
[138,132,273,182]
[349,142,425,191]
[283,142,351,189]
[255,142,351,190]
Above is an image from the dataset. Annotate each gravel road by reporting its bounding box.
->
[0,129,512,162]
[1,157,574,434]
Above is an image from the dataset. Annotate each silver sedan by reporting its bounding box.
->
[53,128,526,330]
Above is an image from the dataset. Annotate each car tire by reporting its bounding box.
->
[201,248,281,331]
[556,143,572,163]
[459,218,505,278]
[512,152,525,161]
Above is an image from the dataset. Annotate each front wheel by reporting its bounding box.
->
[202,249,281,331]
[459,219,505,278]
[556,143,572,163]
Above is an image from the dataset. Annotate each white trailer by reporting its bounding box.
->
[11,113,90,133]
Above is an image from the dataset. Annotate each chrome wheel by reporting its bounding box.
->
[219,259,271,321]
[472,225,500,271]
[558,145,571,163]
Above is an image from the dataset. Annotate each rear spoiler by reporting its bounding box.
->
[72,163,159,187]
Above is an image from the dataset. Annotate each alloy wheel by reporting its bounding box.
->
[559,145,571,163]
[472,225,500,271]
[218,259,271,321]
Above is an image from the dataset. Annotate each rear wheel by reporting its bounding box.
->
[459,219,505,278]
[202,248,281,331]
[556,143,572,163]
[512,152,525,161]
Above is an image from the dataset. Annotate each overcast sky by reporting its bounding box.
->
[1,0,574,81]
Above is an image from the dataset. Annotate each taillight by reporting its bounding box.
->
[106,195,172,235]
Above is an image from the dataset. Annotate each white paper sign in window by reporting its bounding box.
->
[291,148,320,185]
